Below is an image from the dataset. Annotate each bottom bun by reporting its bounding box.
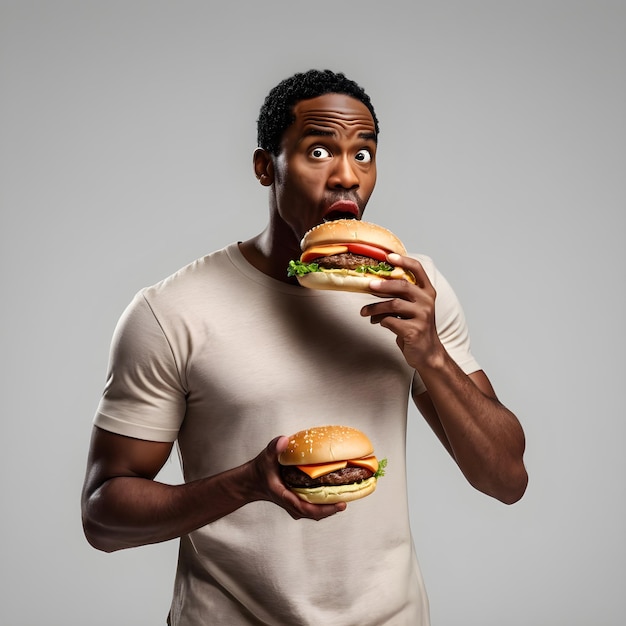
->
[297,269,414,293]
[296,271,377,294]
[291,476,377,503]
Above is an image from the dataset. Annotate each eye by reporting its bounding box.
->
[310,147,331,159]
[355,149,372,163]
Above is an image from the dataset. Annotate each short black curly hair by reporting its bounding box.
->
[257,69,379,155]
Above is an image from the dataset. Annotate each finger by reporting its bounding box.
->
[386,253,432,289]
[366,276,414,298]
[274,466,347,520]
[282,489,346,520]
[365,275,420,306]
[361,291,411,320]
[299,501,347,521]
[368,310,407,325]
[272,435,290,455]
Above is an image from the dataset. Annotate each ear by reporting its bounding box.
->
[253,148,275,187]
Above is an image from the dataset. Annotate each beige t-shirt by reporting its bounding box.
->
[95,243,480,625]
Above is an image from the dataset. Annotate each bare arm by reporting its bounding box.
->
[361,254,528,504]
[81,427,346,553]
[412,368,527,504]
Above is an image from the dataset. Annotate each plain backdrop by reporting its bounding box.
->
[1,1,624,624]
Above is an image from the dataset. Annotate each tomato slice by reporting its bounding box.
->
[301,242,389,263]
[346,243,389,262]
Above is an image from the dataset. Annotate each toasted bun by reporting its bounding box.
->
[295,267,415,293]
[291,476,377,504]
[279,425,374,466]
[300,219,408,255]
[295,270,375,293]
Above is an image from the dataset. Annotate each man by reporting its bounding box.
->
[82,69,527,625]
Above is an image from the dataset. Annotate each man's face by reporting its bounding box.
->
[270,93,378,243]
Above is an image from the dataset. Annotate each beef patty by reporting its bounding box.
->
[315,253,383,271]
[280,464,374,488]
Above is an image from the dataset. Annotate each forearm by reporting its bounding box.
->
[83,462,256,552]
[361,255,527,503]
[415,351,527,504]
[82,430,345,553]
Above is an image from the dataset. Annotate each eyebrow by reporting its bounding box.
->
[302,128,378,143]
[359,131,378,143]
[302,129,334,139]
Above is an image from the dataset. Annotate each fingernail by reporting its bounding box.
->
[369,279,382,289]
[388,253,401,263]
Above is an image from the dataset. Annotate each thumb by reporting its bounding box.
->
[268,435,290,456]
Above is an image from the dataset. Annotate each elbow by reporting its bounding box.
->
[490,431,529,505]
[81,504,126,553]
[81,482,129,553]
[82,515,117,553]
[499,482,527,506]
[494,464,528,505]
[85,538,117,554]
[468,458,528,505]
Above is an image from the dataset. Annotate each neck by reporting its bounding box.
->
[239,220,301,285]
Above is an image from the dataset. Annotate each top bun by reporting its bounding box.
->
[279,425,374,466]
[301,220,407,255]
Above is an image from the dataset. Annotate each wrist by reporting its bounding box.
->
[412,341,448,373]
[233,458,265,505]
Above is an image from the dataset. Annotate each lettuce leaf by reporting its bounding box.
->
[355,262,393,275]
[287,260,320,277]
[287,260,394,278]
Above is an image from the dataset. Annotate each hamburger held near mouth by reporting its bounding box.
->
[279,425,387,504]
[287,219,416,293]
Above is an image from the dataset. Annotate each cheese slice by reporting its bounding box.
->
[296,460,348,479]
[347,455,379,473]
[296,455,379,479]
[300,245,349,263]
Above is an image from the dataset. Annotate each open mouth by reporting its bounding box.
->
[323,200,359,222]
[323,211,358,222]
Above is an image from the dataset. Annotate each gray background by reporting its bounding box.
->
[2,1,624,624]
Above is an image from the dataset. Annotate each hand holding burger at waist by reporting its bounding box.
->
[247,426,385,522]
[278,425,386,504]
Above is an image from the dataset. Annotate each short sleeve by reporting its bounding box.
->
[411,255,481,395]
[94,291,186,442]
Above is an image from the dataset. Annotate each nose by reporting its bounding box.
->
[328,155,359,190]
